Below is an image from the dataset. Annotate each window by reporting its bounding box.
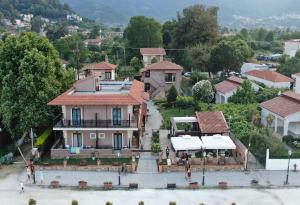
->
[144,83,150,92]
[98,133,105,139]
[145,70,150,78]
[112,108,122,126]
[71,108,81,125]
[105,72,112,80]
[165,73,176,82]
[72,133,82,147]
[90,133,96,139]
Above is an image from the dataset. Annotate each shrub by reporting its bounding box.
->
[71,200,78,205]
[152,131,160,143]
[192,80,214,103]
[138,201,144,205]
[105,202,113,205]
[176,96,195,108]
[167,85,178,105]
[151,143,161,153]
[169,202,176,205]
[228,80,256,104]
[28,199,36,205]
[190,72,207,85]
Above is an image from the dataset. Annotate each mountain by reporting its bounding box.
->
[59,0,300,29]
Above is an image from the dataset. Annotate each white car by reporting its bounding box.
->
[183,72,192,77]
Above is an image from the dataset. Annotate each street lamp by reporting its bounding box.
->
[202,150,206,186]
[285,150,292,185]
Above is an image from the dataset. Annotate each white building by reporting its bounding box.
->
[140,48,166,66]
[284,39,300,57]
[243,70,294,89]
[214,76,259,104]
[240,63,269,74]
[67,14,83,22]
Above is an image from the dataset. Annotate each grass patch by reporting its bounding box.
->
[160,107,195,129]
[36,157,134,165]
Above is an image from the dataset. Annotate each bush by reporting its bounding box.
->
[169,202,176,205]
[152,131,160,143]
[34,128,52,149]
[190,72,207,85]
[105,202,113,205]
[176,96,195,108]
[138,201,144,205]
[71,200,78,205]
[151,143,161,153]
[192,80,214,103]
[167,85,178,105]
[28,199,36,205]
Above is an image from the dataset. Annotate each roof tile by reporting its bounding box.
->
[195,111,229,134]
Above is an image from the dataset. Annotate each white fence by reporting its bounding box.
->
[265,149,300,170]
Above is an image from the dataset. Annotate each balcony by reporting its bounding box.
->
[54,120,138,129]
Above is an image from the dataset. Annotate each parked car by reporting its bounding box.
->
[183,72,192,77]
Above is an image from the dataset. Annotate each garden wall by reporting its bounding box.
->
[265,149,300,170]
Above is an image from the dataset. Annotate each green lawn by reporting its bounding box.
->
[159,107,195,129]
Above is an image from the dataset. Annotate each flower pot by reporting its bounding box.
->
[50,180,60,188]
[189,182,199,189]
[78,180,87,189]
[104,182,113,190]
[218,181,228,189]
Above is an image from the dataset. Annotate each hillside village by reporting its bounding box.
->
[1,1,300,204]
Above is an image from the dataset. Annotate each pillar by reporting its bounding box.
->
[283,120,289,136]
[274,116,278,133]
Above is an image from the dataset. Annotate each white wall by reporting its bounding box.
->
[244,74,291,89]
[284,41,300,57]
[292,75,300,94]
[266,149,300,170]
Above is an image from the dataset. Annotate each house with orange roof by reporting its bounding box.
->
[140,61,183,99]
[140,48,166,65]
[83,61,117,80]
[243,70,294,89]
[48,77,148,158]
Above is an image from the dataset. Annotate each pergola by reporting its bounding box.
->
[170,117,198,136]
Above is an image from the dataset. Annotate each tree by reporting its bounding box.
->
[186,44,211,73]
[265,31,274,42]
[31,16,44,33]
[228,80,256,104]
[0,32,74,140]
[192,80,214,103]
[174,5,219,48]
[266,114,274,128]
[277,56,300,76]
[240,28,249,40]
[130,57,141,72]
[46,22,68,41]
[72,200,79,205]
[167,85,178,105]
[162,20,177,48]
[28,199,36,205]
[124,16,163,48]
[89,24,100,39]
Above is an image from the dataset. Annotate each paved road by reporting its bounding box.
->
[137,101,162,173]
[19,169,300,189]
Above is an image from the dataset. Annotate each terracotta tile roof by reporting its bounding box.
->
[244,70,294,83]
[84,37,102,44]
[141,61,183,72]
[260,91,300,117]
[195,111,229,134]
[215,76,244,94]
[48,80,148,106]
[83,62,117,71]
[140,48,166,56]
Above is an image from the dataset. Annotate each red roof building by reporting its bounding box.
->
[83,62,117,80]
[140,48,166,56]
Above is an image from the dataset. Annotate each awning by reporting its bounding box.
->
[171,135,203,151]
[201,135,236,150]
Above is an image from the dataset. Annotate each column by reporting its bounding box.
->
[283,120,289,136]
[274,116,278,133]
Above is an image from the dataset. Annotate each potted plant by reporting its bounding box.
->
[218,181,228,189]
[50,180,60,188]
[104,181,113,190]
[189,182,199,189]
[78,180,87,189]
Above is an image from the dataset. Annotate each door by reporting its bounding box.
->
[72,133,82,147]
[113,133,122,150]
[72,108,81,126]
[112,108,122,126]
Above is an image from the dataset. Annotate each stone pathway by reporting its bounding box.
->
[137,101,162,173]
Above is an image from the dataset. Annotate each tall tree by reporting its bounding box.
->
[0,32,74,139]
[162,20,177,48]
[31,16,44,33]
[228,80,256,104]
[89,24,101,39]
[174,5,219,48]
[124,16,163,48]
[46,22,68,41]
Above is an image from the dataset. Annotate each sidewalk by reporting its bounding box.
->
[19,169,300,189]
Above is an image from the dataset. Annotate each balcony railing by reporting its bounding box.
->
[55,120,138,129]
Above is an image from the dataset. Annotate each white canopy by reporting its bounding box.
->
[171,135,203,151]
[171,117,198,123]
[201,135,236,150]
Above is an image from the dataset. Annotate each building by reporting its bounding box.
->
[84,37,102,47]
[240,63,269,74]
[170,111,230,137]
[284,39,300,57]
[243,70,294,89]
[140,61,183,99]
[215,76,260,104]
[67,14,83,22]
[140,48,166,65]
[215,76,245,104]
[83,61,117,80]
[48,78,149,158]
